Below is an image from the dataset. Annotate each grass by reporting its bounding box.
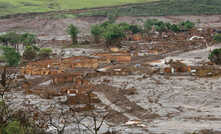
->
[78,0,221,17]
[0,0,157,16]
[2,0,221,18]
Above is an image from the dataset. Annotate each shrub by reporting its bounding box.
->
[102,24,125,46]
[208,48,221,64]
[2,121,24,134]
[179,20,195,31]
[1,46,21,66]
[128,25,143,34]
[144,19,185,33]
[67,24,79,44]
[118,22,130,32]
[154,21,167,32]
[213,34,221,42]
[144,19,167,32]
[143,19,159,32]
[23,45,39,60]
[100,21,112,29]
[38,48,52,59]
[91,24,104,43]
[169,24,181,32]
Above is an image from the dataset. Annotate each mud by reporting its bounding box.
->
[2,12,221,134]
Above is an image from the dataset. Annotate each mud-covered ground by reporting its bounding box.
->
[0,14,221,43]
[2,14,221,134]
[92,45,221,134]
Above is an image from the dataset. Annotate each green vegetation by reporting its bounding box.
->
[209,48,221,64]
[0,0,156,16]
[1,0,221,17]
[0,32,20,46]
[0,32,37,46]
[90,19,195,46]
[102,23,125,46]
[129,25,143,34]
[67,24,79,44]
[2,121,25,134]
[0,100,44,134]
[91,21,134,46]
[179,20,195,31]
[143,19,194,33]
[79,0,221,17]
[144,19,156,33]
[0,46,21,66]
[23,45,39,60]
[119,22,131,32]
[213,34,221,42]
[39,48,52,59]
[91,24,104,43]
[20,33,37,45]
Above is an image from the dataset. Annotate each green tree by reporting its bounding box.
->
[208,48,221,64]
[102,24,125,46]
[118,22,130,32]
[129,24,142,34]
[1,46,21,66]
[23,45,39,60]
[39,48,52,59]
[143,19,158,33]
[67,24,79,44]
[91,25,104,43]
[0,32,20,46]
[179,20,195,31]
[20,33,37,46]
[169,24,181,32]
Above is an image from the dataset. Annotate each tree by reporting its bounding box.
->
[179,20,195,31]
[144,19,158,33]
[0,32,20,46]
[129,24,142,34]
[1,46,21,66]
[38,48,52,59]
[118,22,130,32]
[208,48,221,64]
[102,24,125,46]
[91,25,104,43]
[67,24,79,44]
[169,24,181,32]
[20,33,37,46]
[23,45,39,60]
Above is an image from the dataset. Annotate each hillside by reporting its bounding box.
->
[79,0,221,17]
[0,0,156,16]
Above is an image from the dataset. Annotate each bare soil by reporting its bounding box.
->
[2,14,221,134]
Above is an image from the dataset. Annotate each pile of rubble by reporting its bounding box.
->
[17,27,217,107]
[19,50,134,105]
